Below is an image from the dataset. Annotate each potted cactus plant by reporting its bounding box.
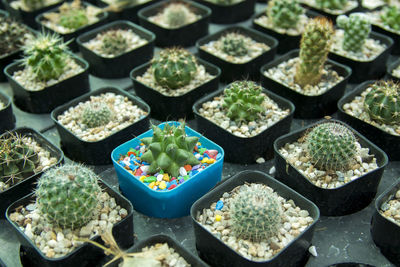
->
[0,91,15,134]
[130,47,220,120]
[273,119,388,216]
[77,20,155,78]
[260,17,351,118]
[137,0,211,47]
[337,80,400,160]
[4,32,90,114]
[6,163,134,266]
[298,0,359,20]
[191,170,319,267]
[193,80,295,163]
[111,121,224,218]
[197,26,278,82]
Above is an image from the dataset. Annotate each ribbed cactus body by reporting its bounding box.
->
[0,17,32,55]
[315,0,346,10]
[336,13,371,52]
[267,0,304,29]
[164,4,190,28]
[100,30,129,56]
[364,81,400,125]
[222,80,265,122]
[22,0,45,10]
[220,33,248,57]
[306,122,357,171]
[381,6,400,31]
[294,17,333,87]
[36,164,102,229]
[140,123,200,177]
[81,102,112,128]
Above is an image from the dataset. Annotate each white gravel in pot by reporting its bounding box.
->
[392,64,400,78]
[10,0,61,11]
[57,92,148,142]
[196,183,314,262]
[148,3,201,29]
[299,0,358,14]
[342,86,400,136]
[253,14,309,36]
[263,57,344,96]
[139,243,190,267]
[380,189,400,226]
[198,94,290,138]
[0,99,5,110]
[361,0,386,10]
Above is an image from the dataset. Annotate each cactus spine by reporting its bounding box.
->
[100,29,129,56]
[81,102,112,128]
[140,123,200,178]
[381,6,400,31]
[364,80,400,125]
[315,0,346,10]
[220,33,248,57]
[294,17,333,87]
[0,17,32,55]
[164,3,190,28]
[267,0,304,29]
[35,164,102,229]
[336,13,371,52]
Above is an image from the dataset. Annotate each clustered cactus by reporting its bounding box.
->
[20,32,70,82]
[364,80,400,125]
[163,3,191,28]
[267,0,304,29]
[336,13,371,53]
[152,48,198,89]
[295,17,333,87]
[306,122,357,171]
[222,80,265,122]
[381,6,400,31]
[100,29,129,56]
[81,102,112,128]
[140,123,200,177]
[229,184,283,242]
[22,0,45,11]
[0,133,39,186]
[315,0,347,10]
[35,164,102,229]
[0,17,32,56]
[220,33,248,57]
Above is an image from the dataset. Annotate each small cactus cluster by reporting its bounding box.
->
[21,0,45,11]
[364,80,400,125]
[100,29,129,56]
[222,80,265,122]
[267,0,305,29]
[229,184,283,242]
[0,133,39,186]
[163,3,191,28]
[306,122,357,171]
[20,32,70,82]
[81,102,112,128]
[336,13,371,53]
[152,48,198,89]
[220,33,248,57]
[35,164,102,229]
[295,17,333,87]
[315,0,347,10]
[381,6,400,31]
[0,17,32,56]
[56,0,89,30]
[140,123,200,178]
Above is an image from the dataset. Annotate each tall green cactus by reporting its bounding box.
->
[336,13,371,52]
[267,0,304,29]
[315,0,347,10]
[381,6,400,31]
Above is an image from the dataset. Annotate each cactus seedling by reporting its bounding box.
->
[315,0,347,10]
[0,17,32,56]
[364,80,400,125]
[100,29,129,56]
[267,0,305,29]
[220,33,248,57]
[381,6,400,31]
[294,17,334,87]
[82,102,112,128]
[163,3,191,28]
[336,13,371,53]
[59,9,89,29]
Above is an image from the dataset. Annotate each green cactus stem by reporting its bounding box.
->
[220,33,248,57]
[100,29,129,56]
[81,102,112,128]
[336,13,371,52]
[164,3,191,28]
[381,6,400,31]
[267,0,304,29]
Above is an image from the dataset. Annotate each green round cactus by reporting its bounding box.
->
[140,123,200,177]
[306,122,357,171]
[22,0,45,11]
[220,33,248,57]
[229,184,283,242]
[381,6,400,31]
[100,29,129,56]
[35,164,102,229]
[81,102,112,128]
[59,9,89,29]
[295,17,333,87]
[336,13,371,52]
[364,81,400,125]
[315,0,347,10]
[222,80,265,122]
[267,0,304,29]
[164,3,190,28]
[152,48,198,89]
[0,17,32,55]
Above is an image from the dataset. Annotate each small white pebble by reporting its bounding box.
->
[308,245,318,257]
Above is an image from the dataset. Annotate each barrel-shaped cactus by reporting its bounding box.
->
[100,29,129,56]
[81,102,112,128]
[336,13,371,52]
[315,0,347,10]
[220,33,248,57]
[381,6,400,31]
[164,3,191,28]
[59,9,89,29]
[267,0,304,29]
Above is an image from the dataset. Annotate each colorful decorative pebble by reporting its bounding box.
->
[118,142,219,191]
[216,200,224,210]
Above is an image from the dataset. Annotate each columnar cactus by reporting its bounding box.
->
[222,80,265,122]
[100,29,129,56]
[164,3,190,28]
[220,33,248,57]
[294,17,333,87]
[22,0,45,11]
[20,32,70,82]
[267,0,304,29]
[35,164,102,229]
[81,102,112,128]
[336,13,371,52]
[0,133,39,185]
[229,184,283,242]
[364,81,400,125]
[306,122,357,171]
[152,48,198,89]
[315,0,347,10]
[381,6,400,31]
[140,123,200,177]
[0,17,32,55]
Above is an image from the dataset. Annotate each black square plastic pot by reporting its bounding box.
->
[192,0,256,24]
[0,127,64,219]
[386,57,400,82]
[371,179,400,266]
[371,20,400,55]
[299,1,360,21]
[35,1,109,51]
[6,178,134,267]
[197,26,278,83]
[337,80,400,161]
[273,119,389,216]
[0,90,15,134]
[51,87,150,165]
[260,50,352,119]
[130,58,220,120]
[138,0,211,47]
[77,20,155,78]
[190,170,320,267]
[193,86,295,163]
[328,31,393,83]
[4,53,90,114]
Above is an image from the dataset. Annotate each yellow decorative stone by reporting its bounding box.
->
[215,215,222,222]
[140,176,146,182]
[163,173,170,182]
[159,181,167,190]
[149,182,155,189]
